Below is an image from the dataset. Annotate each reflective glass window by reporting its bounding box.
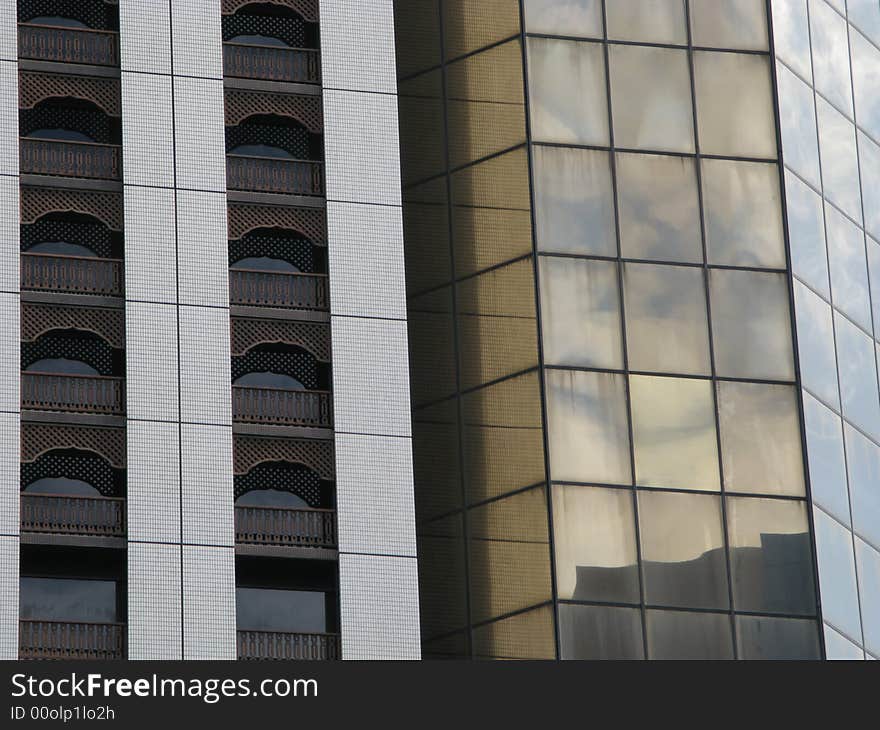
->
[735,615,821,659]
[606,0,686,44]
[609,44,694,153]
[236,587,327,633]
[702,158,785,268]
[859,132,880,243]
[835,313,880,442]
[616,152,702,264]
[793,281,839,411]
[694,50,777,159]
[868,238,880,332]
[558,604,644,660]
[849,0,880,48]
[856,538,880,657]
[522,0,603,37]
[527,38,608,146]
[19,578,118,623]
[845,424,880,551]
[622,263,710,376]
[717,381,805,497]
[726,496,816,615]
[809,0,853,116]
[813,507,862,642]
[803,392,850,526]
[851,28,880,143]
[776,62,821,189]
[785,170,829,297]
[770,0,812,81]
[630,376,720,491]
[638,491,728,609]
[690,0,769,51]
[709,269,795,381]
[546,370,632,485]
[824,624,865,659]
[540,257,622,369]
[533,146,616,256]
[816,97,862,223]
[646,610,734,659]
[551,485,639,602]
[826,203,871,331]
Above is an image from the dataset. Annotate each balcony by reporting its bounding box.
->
[19,620,126,660]
[226,155,323,196]
[18,23,119,67]
[22,253,124,297]
[20,138,122,181]
[237,630,340,660]
[235,506,336,548]
[21,494,125,538]
[233,386,332,427]
[223,42,320,84]
[229,269,328,310]
[21,372,125,416]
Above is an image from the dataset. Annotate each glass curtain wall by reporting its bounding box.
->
[773,0,880,659]
[527,0,822,659]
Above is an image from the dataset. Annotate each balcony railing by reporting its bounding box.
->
[21,253,124,297]
[21,372,125,416]
[226,155,324,196]
[229,269,328,310]
[223,42,320,84]
[233,386,332,427]
[20,138,122,180]
[18,23,119,67]
[21,494,125,538]
[237,631,340,661]
[235,506,337,548]
[19,620,126,660]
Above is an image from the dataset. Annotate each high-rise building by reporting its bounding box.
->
[1,0,878,662]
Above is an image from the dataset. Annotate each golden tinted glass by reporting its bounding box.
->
[412,398,463,521]
[472,603,556,659]
[417,514,468,638]
[442,0,521,61]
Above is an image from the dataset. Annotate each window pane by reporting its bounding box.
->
[845,424,880,551]
[717,381,805,497]
[540,257,622,369]
[638,491,728,609]
[770,0,812,81]
[527,38,608,146]
[606,0,686,44]
[809,0,853,116]
[850,28,880,143]
[702,158,785,268]
[609,44,694,153]
[856,538,880,657]
[726,496,816,615]
[616,152,702,263]
[551,485,639,602]
[709,269,795,381]
[630,375,720,491]
[646,610,734,659]
[816,98,862,223]
[824,624,865,659]
[813,507,862,642]
[546,370,632,485]
[533,146,616,256]
[622,263,710,375]
[776,62,820,189]
[785,169,829,297]
[793,281,839,411]
[849,0,880,48]
[558,604,644,660]
[690,0,768,51]
[803,392,850,526]
[835,313,880,442]
[859,132,880,243]
[694,50,777,159]
[522,0,603,37]
[826,202,871,331]
[236,587,326,633]
[19,578,118,623]
[735,615,821,659]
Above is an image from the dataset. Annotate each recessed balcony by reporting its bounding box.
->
[20,137,122,181]
[19,619,126,660]
[235,505,336,549]
[226,154,323,196]
[21,252,124,297]
[18,23,119,67]
[21,372,125,416]
[21,493,125,538]
[229,269,328,310]
[232,385,332,427]
[223,42,320,84]
[237,630,340,660]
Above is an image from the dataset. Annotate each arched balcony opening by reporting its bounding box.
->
[223,2,319,83]
[22,329,125,415]
[19,0,119,31]
[20,448,126,538]
[234,461,336,549]
[21,212,124,297]
[232,343,331,427]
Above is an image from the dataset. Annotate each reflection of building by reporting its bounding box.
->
[3,0,879,662]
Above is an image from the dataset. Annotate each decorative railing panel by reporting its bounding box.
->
[223,43,320,84]
[237,631,340,661]
[18,24,119,67]
[20,494,125,537]
[226,155,323,196]
[19,620,126,660]
[21,372,125,415]
[235,506,336,548]
[229,269,328,310]
[21,253,123,297]
[232,386,332,427]
[20,138,122,180]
